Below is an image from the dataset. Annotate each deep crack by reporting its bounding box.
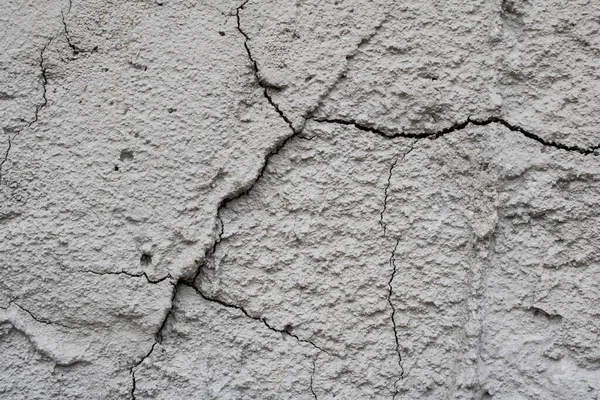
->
[129,0,305,396]
[313,116,600,155]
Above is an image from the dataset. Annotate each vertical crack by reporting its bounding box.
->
[61,9,97,55]
[388,239,403,399]
[0,37,52,182]
[61,12,83,55]
[380,141,417,236]
[310,353,319,400]
[380,158,398,236]
[236,0,296,133]
[129,2,304,395]
[130,283,178,400]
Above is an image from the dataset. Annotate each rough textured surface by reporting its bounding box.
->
[2,0,600,398]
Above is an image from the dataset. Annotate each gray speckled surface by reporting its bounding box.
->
[2,0,600,398]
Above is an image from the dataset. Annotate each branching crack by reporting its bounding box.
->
[129,0,306,396]
[380,141,416,236]
[388,239,403,399]
[313,116,600,155]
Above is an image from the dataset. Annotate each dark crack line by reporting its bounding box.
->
[83,270,171,285]
[380,141,416,236]
[236,0,296,133]
[3,322,84,368]
[29,39,51,130]
[313,116,600,155]
[130,284,178,400]
[61,11,84,55]
[191,282,331,356]
[61,10,97,55]
[13,302,75,330]
[0,136,11,182]
[302,12,391,130]
[129,1,307,396]
[0,37,52,182]
[380,158,398,236]
[310,353,319,400]
[388,239,403,399]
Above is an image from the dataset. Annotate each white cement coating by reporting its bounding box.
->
[1,0,600,398]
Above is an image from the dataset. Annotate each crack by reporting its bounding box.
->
[130,283,178,400]
[29,40,51,130]
[528,306,563,320]
[236,0,296,133]
[191,282,331,356]
[380,141,417,236]
[83,270,172,285]
[380,158,398,236]
[310,353,319,400]
[61,10,97,56]
[12,302,75,330]
[0,134,11,183]
[388,239,403,399]
[0,37,53,182]
[302,12,391,129]
[312,116,600,155]
[61,12,83,55]
[129,1,305,396]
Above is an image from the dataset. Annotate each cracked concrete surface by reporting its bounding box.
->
[2,0,600,398]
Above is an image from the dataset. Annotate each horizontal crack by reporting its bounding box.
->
[83,270,171,285]
[312,116,600,155]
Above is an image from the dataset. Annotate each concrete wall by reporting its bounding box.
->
[2,0,600,398]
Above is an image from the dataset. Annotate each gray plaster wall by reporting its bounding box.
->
[1,0,600,398]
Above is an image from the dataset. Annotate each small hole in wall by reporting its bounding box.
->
[284,324,294,334]
[114,165,119,171]
[219,31,225,36]
[482,390,492,399]
[140,253,152,266]
[120,149,134,162]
